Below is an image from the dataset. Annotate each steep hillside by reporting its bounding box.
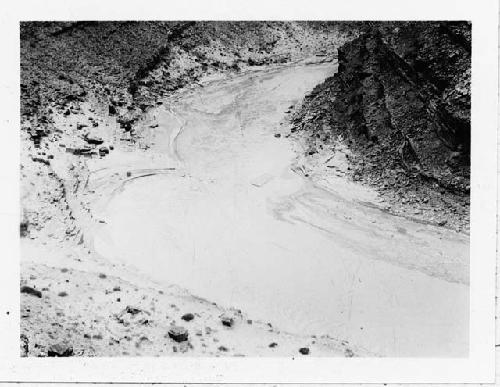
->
[21,21,354,130]
[291,22,471,231]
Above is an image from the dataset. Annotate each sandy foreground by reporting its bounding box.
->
[20,57,468,358]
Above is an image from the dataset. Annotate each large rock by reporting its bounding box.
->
[219,313,234,327]
[84,133,104,145]
[20,286,42,298]
[168,326,189,342]
[47,343,73,357]
[181,312,195,322]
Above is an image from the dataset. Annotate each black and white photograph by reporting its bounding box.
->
[18,18,472,358]
[0,0,497,383]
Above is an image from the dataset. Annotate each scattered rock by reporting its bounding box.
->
[125,306,142,315]
[299,347,310,355]
[20,221,29,237]
[181,313,195,322]
[118,117,134,131]
[85,134,104,145]
[98,146,109,156]
[47,343,73,357]
[138,318,150,325]
[57,291,68,297]
[268,342,278,348]
[220,313,234,327]
[344,348,354,357]
[66,146,94,156]
[168,326,189,342]
[20,286,42,298]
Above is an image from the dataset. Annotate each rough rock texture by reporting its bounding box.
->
[292,22,471,231]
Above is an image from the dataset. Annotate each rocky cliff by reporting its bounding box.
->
[292,22,471,230]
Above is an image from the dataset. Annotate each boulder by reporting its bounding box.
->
[181,313,195,322]
[220,313,234,327]
[84,134,104,145]
[98,146,109,156]
[47,343,73,357]
[125,306,142,315]
[344,348,355,357]
[66,146,94,156]
[20,286,42,298]
[168,326,189,342]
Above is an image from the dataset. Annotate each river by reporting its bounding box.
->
[93,61,469,357]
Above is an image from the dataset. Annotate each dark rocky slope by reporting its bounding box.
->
[21,21,354,134]
[292,22,471,231]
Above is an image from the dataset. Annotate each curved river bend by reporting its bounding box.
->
[93,62,469,357]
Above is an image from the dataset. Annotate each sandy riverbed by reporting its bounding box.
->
[90,61,468,356]
[21,59,469,357]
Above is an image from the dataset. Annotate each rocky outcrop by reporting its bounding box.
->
[292,22,470,230]
[338,23,469,191]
